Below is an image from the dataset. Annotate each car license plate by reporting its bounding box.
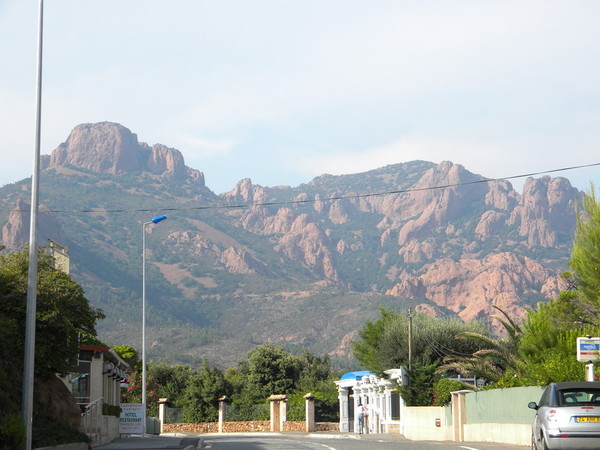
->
[575,416,600,423]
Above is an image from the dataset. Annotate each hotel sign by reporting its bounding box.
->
[119,403,145,434]
[577,337,600,362]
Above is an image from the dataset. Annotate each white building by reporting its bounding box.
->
[61,344,130,445]
[335,369,406,434]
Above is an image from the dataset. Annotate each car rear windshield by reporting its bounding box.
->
[558,389,600,406]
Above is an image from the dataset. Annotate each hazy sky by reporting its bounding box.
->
[1,1,599,194]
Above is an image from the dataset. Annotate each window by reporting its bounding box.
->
[558,389,600,406]
[391,391,400,420]
[538,387,552,407]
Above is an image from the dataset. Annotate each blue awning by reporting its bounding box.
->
[340,371,372,381]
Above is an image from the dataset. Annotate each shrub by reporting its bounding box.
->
[0,414,26,450]
[286,394,305,421]
[103,403,123,417]
[433,378,473,406]
[32,407,90,449]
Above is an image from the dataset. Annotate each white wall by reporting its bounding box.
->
[401,406,453,441]
[463,423,531,446]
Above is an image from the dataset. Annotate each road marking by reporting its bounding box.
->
[459,447,480,450]
[205,438,335,449]
[317,444,336,450]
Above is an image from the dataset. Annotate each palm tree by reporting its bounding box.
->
[436,306,523,383]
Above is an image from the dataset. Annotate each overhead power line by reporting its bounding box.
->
[4,161,600,215]
[423,334,480,358]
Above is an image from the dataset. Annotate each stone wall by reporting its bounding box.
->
[164,421,270,433]
[383,423,401,434]
[283,421,339,432]
[315,422,339,432]
[282,421,305,432]
[163,421,338,434]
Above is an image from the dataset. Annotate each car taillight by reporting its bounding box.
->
[546,409,558,423]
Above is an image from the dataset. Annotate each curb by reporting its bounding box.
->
[181,437,203,449]
[34,444,90,450]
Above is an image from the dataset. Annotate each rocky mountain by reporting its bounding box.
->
[0,122,582,368]
[44,122,204,184]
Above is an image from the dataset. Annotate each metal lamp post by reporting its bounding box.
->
[23,1,45,449]
[141,215,167,434]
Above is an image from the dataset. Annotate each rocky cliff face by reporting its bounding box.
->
[1,199,66,249]
[221,161,581,333]
[47,122,205,185]
[385,253,567,330]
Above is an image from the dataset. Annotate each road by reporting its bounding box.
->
[200,433,527,450]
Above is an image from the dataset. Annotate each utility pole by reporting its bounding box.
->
[408,308,413,375]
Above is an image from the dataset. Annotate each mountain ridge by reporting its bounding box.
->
[0,122,581,367]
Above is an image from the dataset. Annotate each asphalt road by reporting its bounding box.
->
[95,433,527,450]
[200,433,527,450]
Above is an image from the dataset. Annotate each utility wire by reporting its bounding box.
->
[3,161,599,215]
[425,337,450,359]
[423,334,480,358]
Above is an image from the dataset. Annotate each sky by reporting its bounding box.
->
[1,1,599,195]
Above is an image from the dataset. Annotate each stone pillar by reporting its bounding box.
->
[383,385,392,433]
[304,393,315,432]
[378,385,385,433]
[268,395,287,432]
[270,400,279,432]
[90,351,104,403]
[451,390,471,442]
[586,363,595,382]
[367,385,375,434]
[157,398,169,434]
[337,387,349,432]
[353,387,361,434]
[218,395,229,433]
[280,397,287,431]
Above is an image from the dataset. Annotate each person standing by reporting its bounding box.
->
[357,402,368,434]
[362,403,369,434]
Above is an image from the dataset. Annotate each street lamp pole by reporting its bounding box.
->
[141,215,167,435]
[23,1,44,449]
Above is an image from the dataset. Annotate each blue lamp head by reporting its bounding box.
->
[151,215,167,224]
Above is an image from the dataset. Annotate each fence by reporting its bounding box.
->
[164,404,271,423]
[79,397,103,444]
[226,403,270,421]
[165,407,183,424]
[78,397,120,446]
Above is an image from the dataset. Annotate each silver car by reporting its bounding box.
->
[528,381,600,449]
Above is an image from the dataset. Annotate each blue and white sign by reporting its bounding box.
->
[577,337,600,362]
